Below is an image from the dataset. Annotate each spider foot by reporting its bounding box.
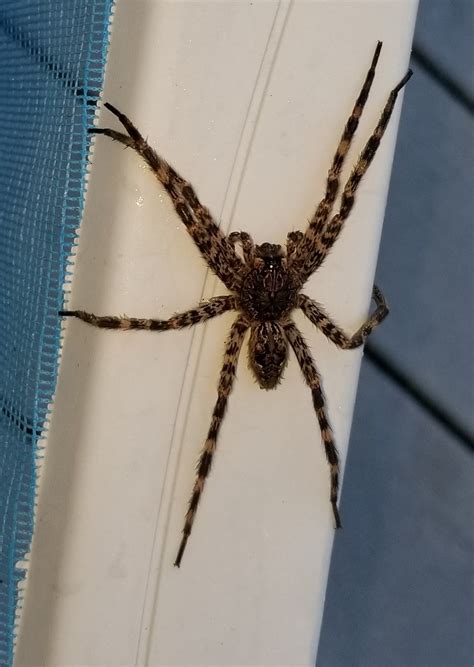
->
[394,69,413,93]
[174,533,189,568]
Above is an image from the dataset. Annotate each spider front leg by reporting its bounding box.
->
[283,321,341,529]
[175,317,248,567]
[292,59,412,281]
[298,285,388,349]
[290,42,382,274]
[301,69,412,280]
[59,295,236,331]
[90,103,244,291]
[308,42,383,238]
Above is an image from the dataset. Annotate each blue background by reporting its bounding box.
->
[0,2,113,664]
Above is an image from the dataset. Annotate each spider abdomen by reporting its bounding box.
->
[248,322,289,389]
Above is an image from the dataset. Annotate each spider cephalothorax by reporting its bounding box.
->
[240,242,298,322]
[61,42,411,566]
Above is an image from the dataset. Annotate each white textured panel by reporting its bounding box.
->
[15,1,417,665]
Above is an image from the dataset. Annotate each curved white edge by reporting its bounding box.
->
[15,1,418,666]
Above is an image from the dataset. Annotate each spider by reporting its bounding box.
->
[60,42,411,567]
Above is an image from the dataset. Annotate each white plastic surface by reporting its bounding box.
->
[15,2,417,665]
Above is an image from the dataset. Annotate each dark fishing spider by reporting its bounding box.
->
[60,42,411,566]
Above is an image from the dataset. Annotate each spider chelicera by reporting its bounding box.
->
[60,42,411,566]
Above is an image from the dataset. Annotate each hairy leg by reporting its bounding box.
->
[283,321,341,528]
[318,71,412,260]
[303,43,382,246]
[59,295,236,331]
[292,68,412,283]
[298,285,388,349]
[91,103,244,290]
[175,317,248,566]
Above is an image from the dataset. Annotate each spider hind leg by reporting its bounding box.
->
[175,317,248,567]
[284,321,342,529]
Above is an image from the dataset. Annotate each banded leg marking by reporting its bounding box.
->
[283,321,341,528]
[59,295,236,331]
[298,286,389,349]
[175,317,248,567]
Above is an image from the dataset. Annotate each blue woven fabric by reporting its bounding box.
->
[0,2,113,663]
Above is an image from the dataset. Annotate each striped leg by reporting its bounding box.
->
[291,43,382,271]
[309,69,412,276]
[90,103,244,290]
[175,317,248,567]
[298,285,389,349]
[283,321,341,528]
[292,66,412,282]
[304,43,382,243]
[59,295,236,331]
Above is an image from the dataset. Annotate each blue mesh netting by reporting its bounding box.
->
[0,1,114,663]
